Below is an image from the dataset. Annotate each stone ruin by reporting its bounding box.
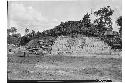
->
[51,35,111,56]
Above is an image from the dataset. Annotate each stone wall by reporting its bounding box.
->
[51,35,111,56]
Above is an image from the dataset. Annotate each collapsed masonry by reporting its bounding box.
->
[51,35,111,56]
[8,35,111,56]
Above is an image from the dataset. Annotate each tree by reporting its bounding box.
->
[31,30,35,37]
[116,16,122,35]
[25,28,29,35]
[7,33,21,46]
[11,27,17,34]
[82,13,91,27]
[7,29,11,36]
[35,31,42,38]
[7,27,21,46]
[94,6,114,35]
[7,27,17,36]
[19,36,30,46]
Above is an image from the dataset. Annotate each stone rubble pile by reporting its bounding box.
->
[51,35,111,56]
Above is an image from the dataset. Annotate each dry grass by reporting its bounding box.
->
[8,53,122,81]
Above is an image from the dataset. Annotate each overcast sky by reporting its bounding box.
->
[8,0,122,36]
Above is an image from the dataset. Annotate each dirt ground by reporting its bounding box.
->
[7,53,122,82]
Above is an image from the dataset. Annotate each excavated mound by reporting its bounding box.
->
[51,35,111,56]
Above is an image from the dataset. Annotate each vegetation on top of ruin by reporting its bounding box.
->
[7,6,122,50]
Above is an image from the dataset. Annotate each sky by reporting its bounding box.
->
[8,0,122,36]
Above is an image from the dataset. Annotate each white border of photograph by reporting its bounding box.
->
[0,0,124,83]
[0,0,7,83]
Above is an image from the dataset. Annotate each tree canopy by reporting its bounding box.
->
[116,16,122,35]
[94,6,114,35]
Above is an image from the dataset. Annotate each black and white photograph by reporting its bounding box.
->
[7,0,122,82]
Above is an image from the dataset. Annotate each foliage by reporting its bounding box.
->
[116,16,122,35]
[10,27,17,34]
[7,27,17,36]
[7,29,11,36]
[81,13,91,27]
[7,27,21,46]
[7,34,21,46]
[25,28,29,35]
[94,6,114,35]
[19,30,43,46]
[19,30,36,46]
[19,36,30,46]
